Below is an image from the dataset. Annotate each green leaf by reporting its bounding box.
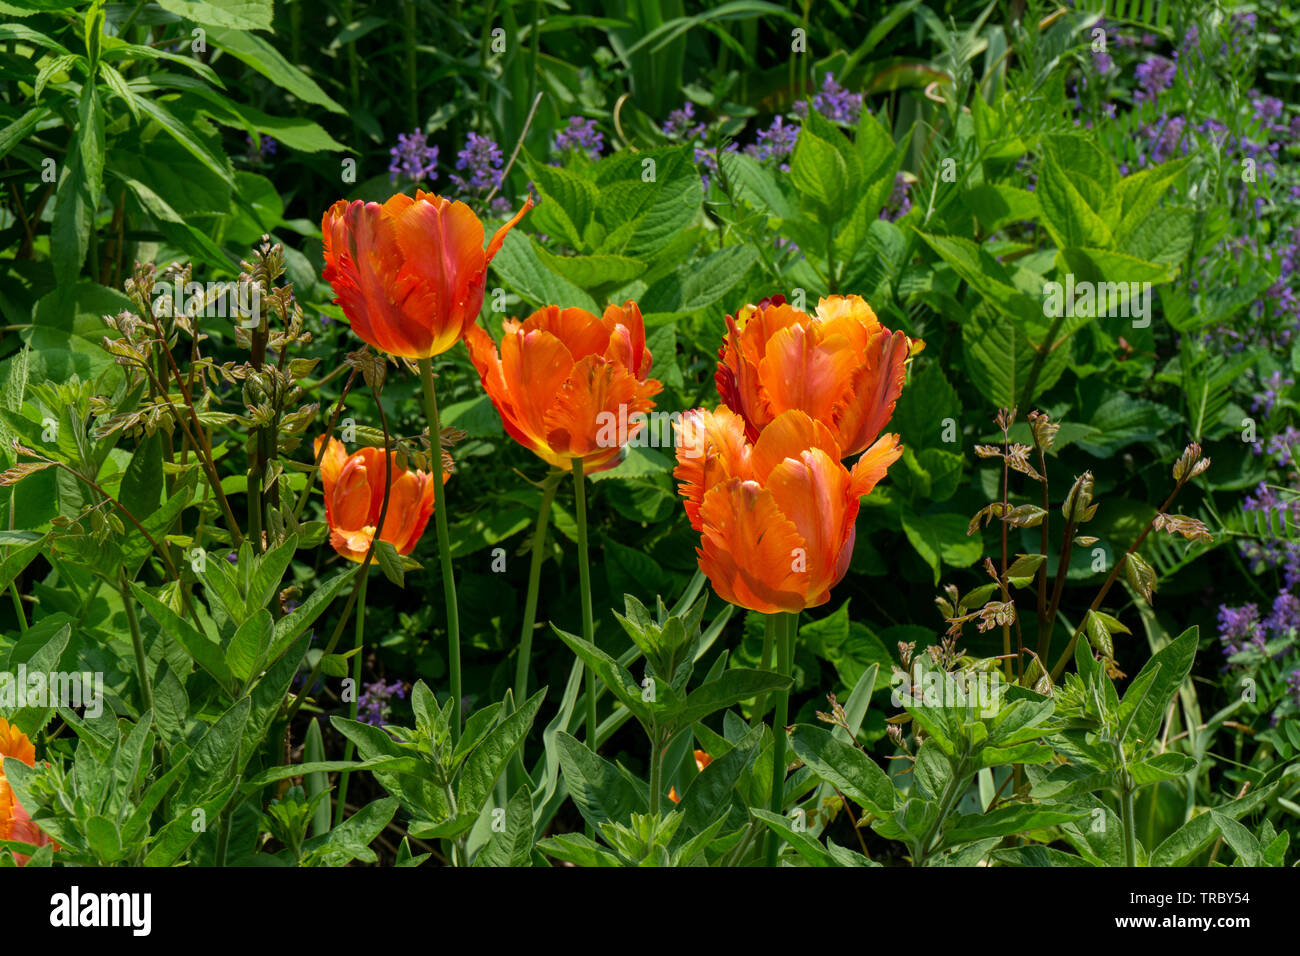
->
[1037,153,1113,249]
[127,91,235,187]
[456,688,545,818]
[789,724,895,817]
[131,583,234,689]
[900,509,983,584]
[668,668,790,730]
[640,244,759,314]
[269,569,351,663]
[942,805,1087,844]
[226,608,273,683]
[534,247,647,291]
[790,124,849,216]
[207,27,346,114]
[553,731,646,830]
[373,540,404,588]
[751,808,837,866]
[155,0,273,30]
[301,797,398,866]
[2,620,70,735]
[552,625,650,726]
[490,233,599,313]
[174,696,250,809]
[1123,627,1197,754]
[472,785,535,867]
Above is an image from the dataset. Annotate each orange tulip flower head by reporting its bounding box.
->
[315,436,448,562]
[673,406,901,614]
[715,293,921,457]
[465,301,663,475]
[322,191,532,359]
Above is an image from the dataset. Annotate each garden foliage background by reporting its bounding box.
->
[0,0,1298,867]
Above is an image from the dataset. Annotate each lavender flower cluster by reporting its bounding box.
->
[358,679,407,727]
[389,129,439,184]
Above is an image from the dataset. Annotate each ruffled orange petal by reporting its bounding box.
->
[757,322,860,437]
[697,478,811,614]
[523,306,611,364]
[673,406,753,531]
[849,432,904,498]
[749,409,841,482]
[833,328,910,456]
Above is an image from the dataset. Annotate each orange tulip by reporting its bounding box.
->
[715,293,921,456]
[321,191,532,360]
[674,406,901,614]
[315,436,447,563]
[667,750,713,804]
[0,718,54,865]
[465,301,663,474]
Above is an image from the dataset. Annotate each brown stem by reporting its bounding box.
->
[1034,444,1052,663]
[1049,483,1186,682]
[147,310,244,545]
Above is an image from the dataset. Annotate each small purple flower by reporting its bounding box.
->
[450,132,504,193]
[1218,603,1264,658]
[754,115,799,168]
[554,116,604,160]
[1267,426,1300,468]
[663,102,705,140]
[358,679,407,727]
[1134,55,1176,100]
[388,130,439,184]
[1253,370,1295,418]
[1265,592,1300,639]
[881,172,912,222]
[1092,50,1113,75]
[246,133,277,161]
[807,72,864,125]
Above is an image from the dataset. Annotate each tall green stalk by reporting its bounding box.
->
[418,358,462,743]
[572,456,596,749]
[514,470,562,703]
[335,570,368,828]
[764,612,795,866]
[750,613,778,726]
[120,572,153,714]
[1121,783,1138,867]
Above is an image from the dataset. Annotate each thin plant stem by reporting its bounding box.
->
[648,728,664,817]
[572,456,596,749]
[764,611,795,867]
[417,357,462,743]
[514,470,562,702]
[335,571,368,828]
[1050,482,1185,682]
[8,582,25,631]
[120,572,153,714]
[750,613,778,726]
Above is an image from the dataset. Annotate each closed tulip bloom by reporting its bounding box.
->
[322,191,532,359]
[0,718,54,865]
[315,436,446,562]
[715,293,920,456]
[465,301,663,474]
[674,406,901,614]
